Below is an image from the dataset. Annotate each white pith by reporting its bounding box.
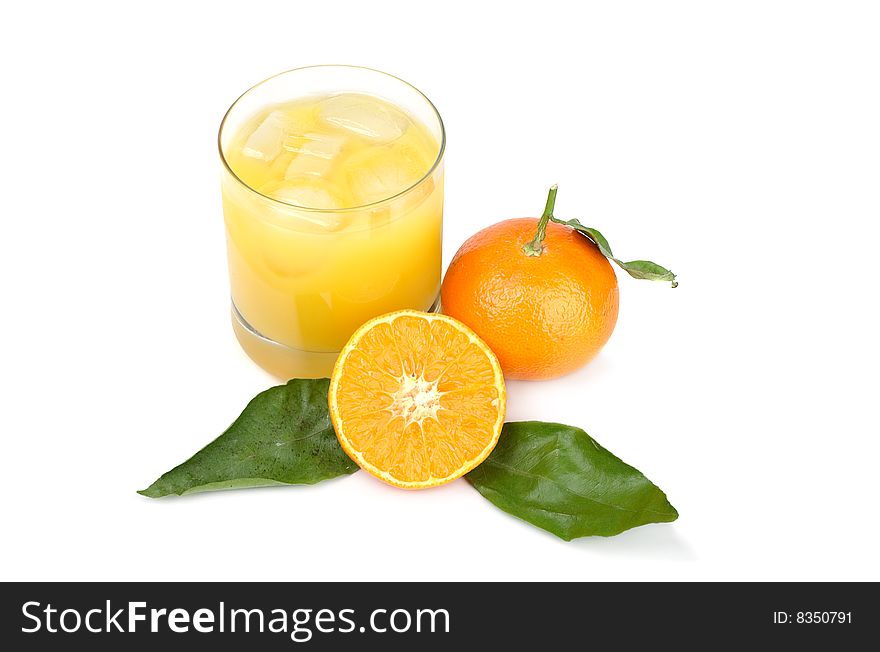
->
[389,373,443,425]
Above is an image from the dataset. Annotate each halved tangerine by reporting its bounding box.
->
[328,310,506,489]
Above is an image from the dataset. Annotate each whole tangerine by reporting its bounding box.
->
[441,187,620,380]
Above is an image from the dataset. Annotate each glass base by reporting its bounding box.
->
[231,296,441,380]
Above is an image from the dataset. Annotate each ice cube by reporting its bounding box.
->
[284,132,345,179]
[242,110,286,162]
[348,145,427,205]
[318,93,407,143]
[266,180,343,210]
[262,180,347,232]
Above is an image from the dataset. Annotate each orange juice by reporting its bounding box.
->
[219,69,444,378]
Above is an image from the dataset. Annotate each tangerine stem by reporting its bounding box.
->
[523,185,559,256]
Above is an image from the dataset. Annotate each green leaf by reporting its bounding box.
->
[139,379,357,498]
[615,259,678,286]
[551,217,678,287]
[467,421,678,540]
[553,218,615,258]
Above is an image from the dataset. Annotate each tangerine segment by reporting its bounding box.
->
[328,310,506,489]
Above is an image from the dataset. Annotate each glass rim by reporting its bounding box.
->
[217,64,446,213]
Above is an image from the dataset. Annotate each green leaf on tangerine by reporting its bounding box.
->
[551,217,678,287]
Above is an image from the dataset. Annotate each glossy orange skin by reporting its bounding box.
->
[441,218,619,380]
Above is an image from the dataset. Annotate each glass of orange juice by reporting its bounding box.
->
[219,66,445,378]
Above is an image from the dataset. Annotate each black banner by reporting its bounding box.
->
[0,582,873,649]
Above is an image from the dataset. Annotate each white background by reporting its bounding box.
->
[2,0,879,581]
